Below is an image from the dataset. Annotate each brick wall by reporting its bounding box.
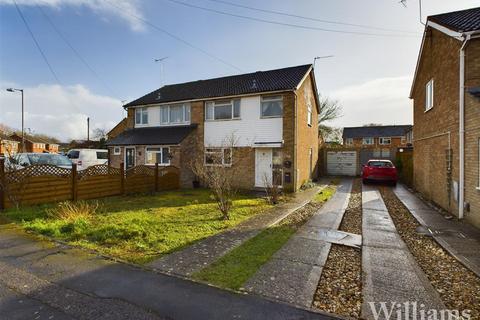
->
[107,118,128,140]
[464,38,480,227]
[294,73,319,190]
[412,28,461,215]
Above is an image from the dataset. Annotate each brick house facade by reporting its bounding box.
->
[410,7,480,228]
[106,64,319,191]
[10,134,47,153]
[342,125,412,149]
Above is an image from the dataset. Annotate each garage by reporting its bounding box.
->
[326,151,357,176]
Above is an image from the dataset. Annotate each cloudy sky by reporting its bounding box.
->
[0,0,478,141]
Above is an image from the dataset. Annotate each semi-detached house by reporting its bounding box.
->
[106,64,320,192]
[410,7,480,228]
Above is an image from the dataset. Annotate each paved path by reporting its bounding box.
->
[361,185,445,320]
[244,179,353,308]
[0,224,338,320]
[393,184,480,277]
[148,184,326,276]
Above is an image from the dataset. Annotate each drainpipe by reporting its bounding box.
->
[293,91,298,191]
[458,34,470,220]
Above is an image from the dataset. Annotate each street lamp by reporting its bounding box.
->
[6,88,25,152]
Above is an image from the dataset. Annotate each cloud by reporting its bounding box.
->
[0,82,124,141]
[327,76,414,128]
[0,0,145,31]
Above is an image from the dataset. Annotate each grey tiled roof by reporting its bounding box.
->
[105,125,197,146]
[343,125,412,139]
[429,7,480,32]
[124,64,312,107]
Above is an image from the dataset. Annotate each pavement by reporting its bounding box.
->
[148,184,327,276]
[361,184,445,320]
[244,179,353,308]
[0,224,339,320]
[393,184,480,277]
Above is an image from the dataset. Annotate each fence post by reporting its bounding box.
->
[154,162,159,192]
[0,158,5,210]
[120,162,125,195]
[71,163,78,201]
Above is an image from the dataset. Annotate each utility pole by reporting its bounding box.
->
[87,117,90,142]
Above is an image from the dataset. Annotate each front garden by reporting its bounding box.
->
[4,189,271,264]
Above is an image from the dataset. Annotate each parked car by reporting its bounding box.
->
[67,149,108,170]
[5,153,73,170]
[362,159,398,185]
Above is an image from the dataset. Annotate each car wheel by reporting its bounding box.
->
[391,181,397,187]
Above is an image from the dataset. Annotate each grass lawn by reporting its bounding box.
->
[4,189,271,264]
[192,186,336,290]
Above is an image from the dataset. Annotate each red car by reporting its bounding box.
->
[362,159,398,185]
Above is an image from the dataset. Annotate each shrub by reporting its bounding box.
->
[46,201,99,221]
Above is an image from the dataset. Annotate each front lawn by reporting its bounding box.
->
[4,189,271,264]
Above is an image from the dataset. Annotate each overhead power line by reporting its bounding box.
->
[204,0,418,34]
[12,0,88,116]
[13,0,62,84]
[164,0,420,38]
[103,0,243,72]
[36,4,122,100]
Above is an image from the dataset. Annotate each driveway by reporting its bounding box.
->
[0,224,338,320]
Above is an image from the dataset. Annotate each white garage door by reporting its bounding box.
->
[327,151,357,176]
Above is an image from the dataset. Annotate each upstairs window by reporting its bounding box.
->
[135,107,148,125]
[307,102,312,126]
[425,79,434,111]
[363,137,374,145]
[205,100,240,121]
[379,137,391,145]
[345,138,353,145]
[261,96,283,118]
[160,104,190,124]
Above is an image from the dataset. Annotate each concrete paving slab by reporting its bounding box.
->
[393,185,480,277]
[0,225,339,320]
[148,184,328,276]
[361,185,445,320]
[245,179,353,308]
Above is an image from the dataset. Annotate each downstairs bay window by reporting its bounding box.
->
[145,147,170,165]
[204,148,232,166]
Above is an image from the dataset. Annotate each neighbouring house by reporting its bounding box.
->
[410,7,480,228]
[107,118,127,140]
[0,132,19,155]
[45,141,59,153]
[342,125,413,148]
[9,133,47,153]
[106,64,320,191]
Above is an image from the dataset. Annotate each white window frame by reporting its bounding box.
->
[379,137,391,145]
[307,102,312,126]
[113,146,121,155]
[345,138,353,145]
[401,136,407,144]
[363,137,374,145]
[204,147,232,166]
[145,146,171,166]
[261,95,283,118]
[205,100,240,121]
[425,79,434,112]
[159,104,191,125]
[135,107,149,125]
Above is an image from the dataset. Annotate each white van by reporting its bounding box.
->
[67,149,108,170]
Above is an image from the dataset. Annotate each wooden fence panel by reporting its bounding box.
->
[77,165,122,200]
[125,165,156,194]
[158,166,180,191]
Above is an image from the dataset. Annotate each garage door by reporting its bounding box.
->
[327,151,357,176]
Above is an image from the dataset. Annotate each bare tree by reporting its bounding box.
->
[190,135,246,220]
[263,173,281,205]
[93,128,108,140]
[318,95,342,141]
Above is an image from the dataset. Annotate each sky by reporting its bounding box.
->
[0,0,478,141]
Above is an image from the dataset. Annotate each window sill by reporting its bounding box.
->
[260,116,283,119]
[205,118,241,122]
[424,106,434,113]
[145,163,171,166]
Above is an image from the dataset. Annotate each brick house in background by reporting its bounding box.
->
[106,64,320,191]
[10,133,46,153]
[342,125,413,148]
[107,118,127,140]
[0,132,19,155]
[410,7,480,228]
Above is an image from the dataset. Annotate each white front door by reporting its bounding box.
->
[255,148,272,187]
